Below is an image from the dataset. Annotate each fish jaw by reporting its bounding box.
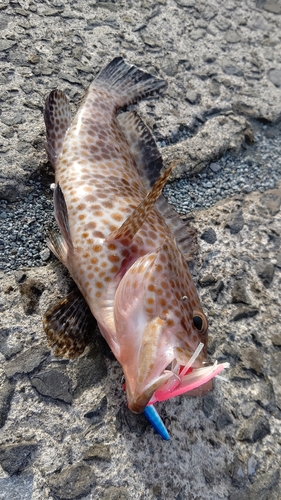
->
[126,372,171,414]
[125,337,229,411]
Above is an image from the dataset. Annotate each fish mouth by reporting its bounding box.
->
[149,343,229,405]
[126,372,171,414]
[128,398,151,414]
[128,365,217,412]
[125,343,230,412]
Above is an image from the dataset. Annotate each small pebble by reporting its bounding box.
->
[40,248,51,261]
[209,162,221,172]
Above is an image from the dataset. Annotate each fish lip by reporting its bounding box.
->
[125,370,173,413]
[129,404,148,414]
[128,397,150,414]
[127,389,153,414]
[128,369,215,411]
[125,344,212,411]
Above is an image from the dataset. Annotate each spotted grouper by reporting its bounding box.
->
[43,57,228,414]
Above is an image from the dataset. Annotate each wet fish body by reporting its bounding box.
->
[43,58,228,414]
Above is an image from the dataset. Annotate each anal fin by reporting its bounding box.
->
[46,230,68,264]
[54,183,73,251]
[44,89,72,169]
[46,184,72,264]
[43,288,96,358]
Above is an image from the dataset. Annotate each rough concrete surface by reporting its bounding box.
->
[0,0,281,499]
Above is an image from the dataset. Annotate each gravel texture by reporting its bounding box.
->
[164,125,281,214]
[1,1,281,499]
[1,120,281,271]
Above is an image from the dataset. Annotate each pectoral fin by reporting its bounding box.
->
[43,288,96,358]
[107,163,175,244]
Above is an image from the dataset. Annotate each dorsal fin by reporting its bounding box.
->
[92,57,166,108]
[44,89,72,169]
[117,111,198,260]
[107,163,175,244]
[117,111,163,190]
[156,196,198,261]
[43,288,96,358]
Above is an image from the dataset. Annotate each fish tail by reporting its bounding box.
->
[92,57,166,107]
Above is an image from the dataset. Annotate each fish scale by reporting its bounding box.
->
[43,57,228,416]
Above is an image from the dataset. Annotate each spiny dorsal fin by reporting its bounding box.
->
[54,184,73,251]
[156,196,198,261]
[92,57,166,108]
[44,89,72,169]
[43,288,96,358]
[107,163,175,244]
[117,111,198,260]
[117,111,163,190]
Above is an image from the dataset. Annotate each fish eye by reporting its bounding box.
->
[193,315,203,330]
[192,310,208,333]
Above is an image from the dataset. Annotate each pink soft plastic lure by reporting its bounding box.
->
[148,342,229,405]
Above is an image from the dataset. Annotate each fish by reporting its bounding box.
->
[43,57,228,416]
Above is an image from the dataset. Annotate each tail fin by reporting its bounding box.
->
[92,57,166,107]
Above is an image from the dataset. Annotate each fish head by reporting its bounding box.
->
[114,238,210,413]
